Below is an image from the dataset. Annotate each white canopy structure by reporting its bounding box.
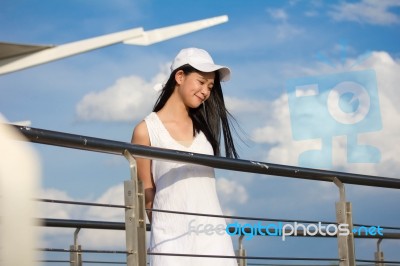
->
[0,15,228,75]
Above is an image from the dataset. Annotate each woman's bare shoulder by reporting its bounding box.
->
[131,120,150,145]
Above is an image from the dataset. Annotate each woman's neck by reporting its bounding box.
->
[157,91,190,122]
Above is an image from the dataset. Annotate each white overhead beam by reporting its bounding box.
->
[124,15,228,46]
[0,28,144,75]
[0,15,229,75]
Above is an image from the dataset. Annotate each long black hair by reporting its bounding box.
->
[153,64,239,159]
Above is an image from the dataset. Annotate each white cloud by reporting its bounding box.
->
[264,7,305,41]
[38,186,127,248]
[265,8,304,41]
[39,188,76,219]
[303,0,324,17]
[275,23,304,41]
[38,188,86,249]
[216,177,249,217]
[217,177,248,205]
[251,51,400,177]
[86,184,124,221]
[75,64,169,122]
[78,185,128,248]
[329,0,400,25]
[267,8,289,21]
[79,229,126,249]
[225,96,268,115]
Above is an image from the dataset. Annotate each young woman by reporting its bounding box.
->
[131,48,239,266]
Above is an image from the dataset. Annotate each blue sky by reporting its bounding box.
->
[1,0,400,264]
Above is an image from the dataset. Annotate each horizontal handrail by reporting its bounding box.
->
[39,260,126,264]
[11,125,400,189]
[42,218,125,230]
[39,247,128,254]
[38,198,126,208]
[41,218,151,231]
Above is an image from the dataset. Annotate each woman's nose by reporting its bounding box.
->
[200,86,210,97]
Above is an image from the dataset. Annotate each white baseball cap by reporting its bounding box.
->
[171,48,231,82]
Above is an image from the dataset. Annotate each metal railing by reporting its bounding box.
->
[9,124,400,266]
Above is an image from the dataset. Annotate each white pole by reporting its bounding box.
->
[0,115,42,266]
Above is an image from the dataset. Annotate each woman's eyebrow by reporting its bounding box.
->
[198,75,214,82]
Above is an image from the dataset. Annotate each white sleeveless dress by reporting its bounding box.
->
[144,112,237,266]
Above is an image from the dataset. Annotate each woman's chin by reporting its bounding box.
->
[187,100,203,109]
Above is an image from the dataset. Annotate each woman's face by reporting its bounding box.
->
[175,70,215,108]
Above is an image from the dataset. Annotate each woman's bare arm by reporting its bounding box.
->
[131,121,156,223]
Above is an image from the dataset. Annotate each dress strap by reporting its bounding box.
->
[144,112,163,147]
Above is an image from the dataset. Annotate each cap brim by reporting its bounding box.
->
[190,62,231,82]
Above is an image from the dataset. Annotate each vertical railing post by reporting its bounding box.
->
[236,235,247,266]
[124,150,146,266]
[333,177,355,266]
[70,228,82,266]
[375,239,385,266]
